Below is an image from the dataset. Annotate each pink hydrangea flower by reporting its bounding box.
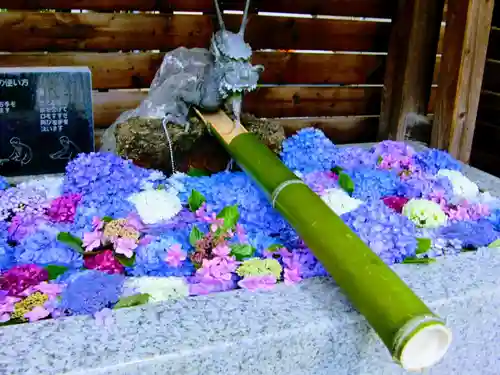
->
[203,212,224,232]
[47,193,82,223]
[238,275,277,291]
[212,244,231,258]
[84,250,125,274]
[0,264,48,297]
[235,224,247,243]
[112,237,138,258]
[382,196,409,213]
[92,216,105,231]
[24,306,51,322]
[34,282,63,298]
[284,267,302,285]
[83,230,103,251]
[165,243,187,268]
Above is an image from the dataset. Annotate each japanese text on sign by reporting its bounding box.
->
[38,99,68,133]
[0,79,29,87]
[0,101,16,114]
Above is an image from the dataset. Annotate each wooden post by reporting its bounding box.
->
[378,0,445,141]
[430,0,494,163]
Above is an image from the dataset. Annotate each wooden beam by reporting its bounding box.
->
[430,0,494,163]
[378,0,445,141]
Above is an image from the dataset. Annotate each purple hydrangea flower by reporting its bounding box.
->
[62,152,150,198]
[341,200,418,264]
[438,220,499,249]
[396,173,453,200]
[485,208,500,231]
[0,186,50,222]
[346,167,400,201]
[280,128,338,173]
[412,149,461,175]
[371,140,415,158]
[289,247,328,279]
[332,146,378,170]
[302,171,339,195]
[57,270,124,315]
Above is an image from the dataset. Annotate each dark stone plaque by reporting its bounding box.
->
[0,67,94,177]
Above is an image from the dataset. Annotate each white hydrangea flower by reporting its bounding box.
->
[437,169,479,199]
[124,277,189,303]
[320,187,363,216]
[127,188,182,224]
[18,176,64,200]
[402,199,447,228]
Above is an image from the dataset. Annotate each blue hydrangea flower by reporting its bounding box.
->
[62,152,150,197]
[130,235,195,277]
[175,172,288,235]
[412,149,461,175]
[438,220,499,249]
[346,167,400,201]
[57,270,125,315]
[14,225,83,268]
[485,209,500,232]
[280,128,338,173]
[397,174,454,199]
[246,230,283,257]
[0,176,9,191]
[0,221,13,271]
[341,200,418,264]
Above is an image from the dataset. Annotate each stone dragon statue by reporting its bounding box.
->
[162,0,263,129]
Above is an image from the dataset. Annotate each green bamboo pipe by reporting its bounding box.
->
[196,110,452,371]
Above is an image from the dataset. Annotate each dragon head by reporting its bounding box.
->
[211,0,264,101]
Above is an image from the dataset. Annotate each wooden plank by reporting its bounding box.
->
[430,0,494,163]
[0,52,386,89]
[477,91,500,126]
[378,0,445,141]
[482,60,500,92]
[0,12,392,52]
[0,0,399,18]
[92,86,437,128]
[486,28,500,60]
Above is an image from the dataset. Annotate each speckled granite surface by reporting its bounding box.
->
[1,142,499,375]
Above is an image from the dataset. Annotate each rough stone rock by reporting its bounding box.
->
[114,112,285,175]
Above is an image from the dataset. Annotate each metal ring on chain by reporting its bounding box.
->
[161,117,176,174]
[271,179,306,208]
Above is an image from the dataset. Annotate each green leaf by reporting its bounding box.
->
[338,172,355,196]
[189,226,204,247]
[57,232,84,254]
[230,244,256,261]
[331,166,343,175]
[216,204,240,230]
[188,189,206,212]
[377,156,383,164]
[488,239,500,248]
[102,216,113,223]
[115,253,136,267]
[44,265,69,280]
[416,238,432,254]
[113,293,151,310]
[187,167,211,177]
[402,257,436,265]
[266,244,284,252]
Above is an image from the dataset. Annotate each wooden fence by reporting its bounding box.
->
[0,0,494,172]
[472,2,500,176]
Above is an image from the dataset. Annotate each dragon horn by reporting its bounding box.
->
[214,0,225,30]
[239,0,251,36]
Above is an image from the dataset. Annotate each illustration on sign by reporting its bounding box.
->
[49,136,81,160]
[7,137,33,165]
